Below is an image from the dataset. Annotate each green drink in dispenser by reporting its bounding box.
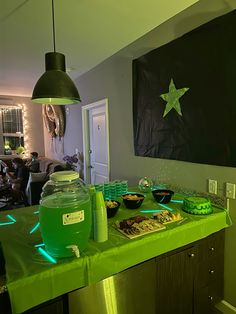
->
[39,171,92,258]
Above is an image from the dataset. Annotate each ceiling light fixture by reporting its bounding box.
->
[31,0,81,105]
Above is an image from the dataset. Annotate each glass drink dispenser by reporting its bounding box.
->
[39,171,92,258]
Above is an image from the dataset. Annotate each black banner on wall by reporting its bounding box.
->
[133,10,236,167]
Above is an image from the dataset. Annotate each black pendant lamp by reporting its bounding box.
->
[32,0,81,105]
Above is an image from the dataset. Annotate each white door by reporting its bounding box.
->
[82,99,110,184]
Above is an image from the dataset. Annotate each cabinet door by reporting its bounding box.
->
[155,247,197,314]
[69,259,156,314]
[194,230,224,314]
[194,282,223,314]
[195,230,224,289]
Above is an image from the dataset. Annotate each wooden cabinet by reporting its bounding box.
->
[155,230,224,314]
[155,246,197,314]
[194,230,224,314]
[69,259,157,314]
[68,230,224,314]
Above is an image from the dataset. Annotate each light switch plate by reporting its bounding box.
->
[208,179,217,194]
[226,183,236,199]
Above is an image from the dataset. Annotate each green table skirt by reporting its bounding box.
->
[0,193,230,314]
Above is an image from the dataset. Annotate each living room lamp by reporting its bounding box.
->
[31,0,81,105]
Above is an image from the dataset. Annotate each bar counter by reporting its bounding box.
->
[0,192,230,314]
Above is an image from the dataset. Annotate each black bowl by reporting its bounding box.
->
[105,200,120,218]
[152,189,174,204]
[122,193,145,209]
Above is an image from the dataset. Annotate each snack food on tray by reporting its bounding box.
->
[115,215,165,239]
[153,210,182,224]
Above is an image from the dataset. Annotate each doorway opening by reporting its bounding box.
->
[82,98,110,184]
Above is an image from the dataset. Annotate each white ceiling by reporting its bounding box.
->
[120,0,236,60]
[0,0,235,98]
[0,0,200,97]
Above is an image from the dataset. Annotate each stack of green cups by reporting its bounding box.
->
[94,180,128,200]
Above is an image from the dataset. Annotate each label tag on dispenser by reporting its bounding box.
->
[63,211,84,225]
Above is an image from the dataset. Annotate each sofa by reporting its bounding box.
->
[25,157,67,206]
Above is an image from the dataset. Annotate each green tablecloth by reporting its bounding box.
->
[0,193,230,314]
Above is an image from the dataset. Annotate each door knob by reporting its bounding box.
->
[88,165,94,169]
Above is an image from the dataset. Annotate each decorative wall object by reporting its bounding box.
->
[43,104,65,138]
[133,10,236,167]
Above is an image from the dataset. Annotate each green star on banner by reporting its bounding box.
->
[160,78,189,117]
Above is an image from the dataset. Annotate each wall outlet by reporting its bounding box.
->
[226,183,236,199]
[208,179,217,194]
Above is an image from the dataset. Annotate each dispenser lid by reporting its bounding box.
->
[50,171,79,182]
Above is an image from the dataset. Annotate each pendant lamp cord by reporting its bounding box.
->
[52,0,56,52]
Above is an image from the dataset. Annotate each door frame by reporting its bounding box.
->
[82,98,110,184]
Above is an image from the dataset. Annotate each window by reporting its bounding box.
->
[0,106,24,155]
